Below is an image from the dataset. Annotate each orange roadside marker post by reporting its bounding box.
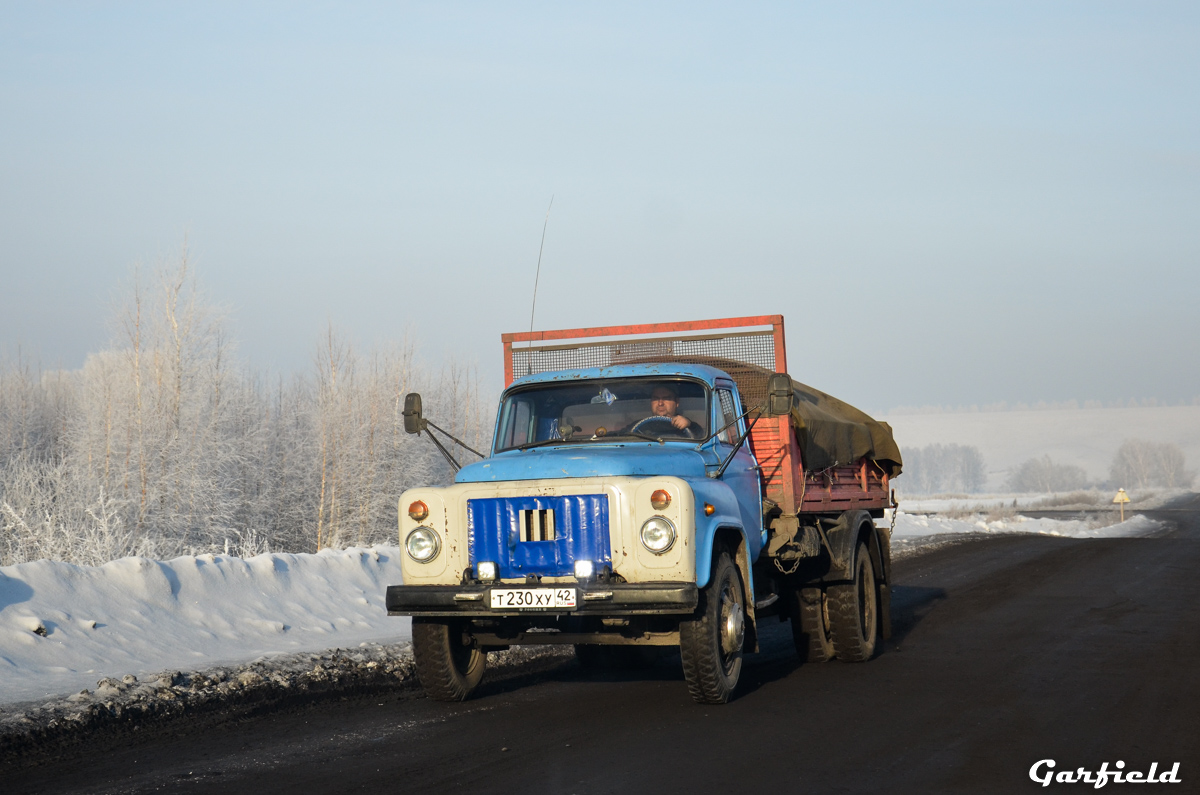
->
[1113,488,1130,522]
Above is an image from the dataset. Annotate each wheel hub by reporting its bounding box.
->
[721,596,745,655]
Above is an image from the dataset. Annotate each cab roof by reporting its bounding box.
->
[505,363,734,391]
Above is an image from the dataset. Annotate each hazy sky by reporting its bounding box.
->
[2,2,1197,414]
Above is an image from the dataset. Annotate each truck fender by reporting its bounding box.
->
[822,510,875,582]
[698,525,759,654]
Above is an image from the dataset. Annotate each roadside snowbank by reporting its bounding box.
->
[0,547,410,705]
[892,512,1160,541]
[897,488,1187,515]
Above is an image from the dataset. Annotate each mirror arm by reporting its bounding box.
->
[694,404,761,447]
[709,411,761,480]
[424,419,486,459]
[424,428,462,473]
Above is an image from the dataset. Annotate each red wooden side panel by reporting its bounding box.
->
[748,416,801,512]
[799,460,890,513]
[748,429,890,514]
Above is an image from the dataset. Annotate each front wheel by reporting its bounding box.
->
[828,541,879,662]
[412,618,486,701]
[679,551,745,704]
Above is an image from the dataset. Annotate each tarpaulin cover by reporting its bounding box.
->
[786,378,903,478]
[717,361,902,477]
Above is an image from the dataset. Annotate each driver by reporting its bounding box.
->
[623,384,702,436]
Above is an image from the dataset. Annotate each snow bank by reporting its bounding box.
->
[0,547,410,705]
[891,512,1161,542]
[898,488,1187,514]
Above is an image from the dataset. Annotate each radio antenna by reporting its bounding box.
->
[528,195,554,345]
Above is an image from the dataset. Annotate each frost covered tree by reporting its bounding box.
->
[1004,455,1090,493]
[0,250,494,566]
[899,443,987,494]
[1109,439,1194,489]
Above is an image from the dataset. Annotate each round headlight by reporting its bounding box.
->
[405,526,441,562]
[640,516,676,554]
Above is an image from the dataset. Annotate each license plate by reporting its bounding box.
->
[490,588,577,610]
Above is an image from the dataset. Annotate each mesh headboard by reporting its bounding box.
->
[503,316,787,409]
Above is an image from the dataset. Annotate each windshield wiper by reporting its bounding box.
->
[515,438,584,451]
[605,431,664,444]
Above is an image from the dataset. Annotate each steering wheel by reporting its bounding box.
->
[630,415,697,440]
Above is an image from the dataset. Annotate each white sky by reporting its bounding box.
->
[2,2,1197,414]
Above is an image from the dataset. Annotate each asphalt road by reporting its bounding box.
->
[9,496,1200,794]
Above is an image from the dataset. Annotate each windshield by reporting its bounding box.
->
[494,378,710,453]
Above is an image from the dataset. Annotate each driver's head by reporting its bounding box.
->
[649,385,680,417]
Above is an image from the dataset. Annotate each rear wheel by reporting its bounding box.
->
[679,551,745,704]
[412,618,486,701]
[828,540,878,662]
[792,586,835,663]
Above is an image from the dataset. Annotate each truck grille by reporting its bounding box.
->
[467,495,610,579]
[519,509,556,542]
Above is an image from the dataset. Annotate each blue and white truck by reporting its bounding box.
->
[386,315,903,704]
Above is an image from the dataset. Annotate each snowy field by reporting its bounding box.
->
[882,404,1200,491]
[0,512,1166,707]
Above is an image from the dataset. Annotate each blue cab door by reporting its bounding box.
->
[712,380,765,552]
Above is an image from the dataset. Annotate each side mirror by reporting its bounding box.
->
[403,393,427,434]
[766,373,794,417]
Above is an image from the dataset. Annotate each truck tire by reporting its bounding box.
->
[792,587,835,663]
[412,618,486,701]
[828,540,878,662]
[679,551,745,704]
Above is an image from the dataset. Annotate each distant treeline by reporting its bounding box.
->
[0,256,493,566]
[899,440,1194,495]
[899,443,987,493]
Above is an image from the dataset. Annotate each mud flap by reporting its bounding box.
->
[823,510,872,581]
[876,519,893,641]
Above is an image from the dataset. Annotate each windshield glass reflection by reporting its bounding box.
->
[494,379,710,453]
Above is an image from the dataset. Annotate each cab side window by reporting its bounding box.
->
[502,399,533,448]
[715,388,739,445]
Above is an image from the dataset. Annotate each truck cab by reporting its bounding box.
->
[388,364,766,703]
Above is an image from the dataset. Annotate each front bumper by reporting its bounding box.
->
[386,582,698,617]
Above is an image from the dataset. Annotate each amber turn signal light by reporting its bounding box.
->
[650,489,671,510]
[408,500,429,521]
[704,503,715,516]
